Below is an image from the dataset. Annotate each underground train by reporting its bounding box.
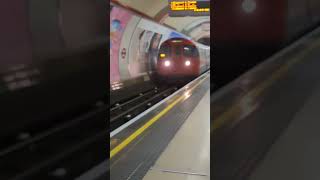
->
[156,38,210,81]
[213,0,320,88]
[215,0,320,47]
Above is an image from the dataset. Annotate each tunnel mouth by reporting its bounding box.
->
[198,37,210,46]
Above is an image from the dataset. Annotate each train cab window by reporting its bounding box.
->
[175,46,181,56]
[183,45,199,57]
[159,44,171,58]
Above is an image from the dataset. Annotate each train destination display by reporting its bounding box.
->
[168,0,210,17]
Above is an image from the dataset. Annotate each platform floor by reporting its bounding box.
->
[249,81,320,180]
[110,73,210,180]
[143,90,210,180]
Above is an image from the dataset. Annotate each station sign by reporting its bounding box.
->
[168,0,210,17]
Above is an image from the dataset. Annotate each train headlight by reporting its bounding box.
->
[242,0,256,14]
[160,53,166,58]
[164,60,171,67]
[185,60,191,66]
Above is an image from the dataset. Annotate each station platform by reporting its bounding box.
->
[143,88,210,180]
[110,72,210,180]
[212,26,320,180]
[249,77,320,180]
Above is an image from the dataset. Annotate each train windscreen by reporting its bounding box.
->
[159,44,171,57]
[183,45,199,57]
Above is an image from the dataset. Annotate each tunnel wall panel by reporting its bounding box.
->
[0,0,33,72]
[308,0,320,23]
[118,16,141,81]
[286,0,311,41]
[59,0,106,50]
[127,19,148,79]
[110,6,133,83]
[29,0,64,59]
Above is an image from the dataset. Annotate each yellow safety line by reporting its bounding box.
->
[212,39,320,131]
[110,74,209,158]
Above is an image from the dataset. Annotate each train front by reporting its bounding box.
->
[156,38,200,82]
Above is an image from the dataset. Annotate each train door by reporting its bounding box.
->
[173,44,182,72]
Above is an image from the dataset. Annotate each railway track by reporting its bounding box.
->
[0,100,107,180]
[110,85,179,132]
[0,83,187,179]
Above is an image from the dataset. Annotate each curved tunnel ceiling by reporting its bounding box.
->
[113,0,210,45]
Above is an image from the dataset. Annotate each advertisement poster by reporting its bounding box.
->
[110,6,132,83]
